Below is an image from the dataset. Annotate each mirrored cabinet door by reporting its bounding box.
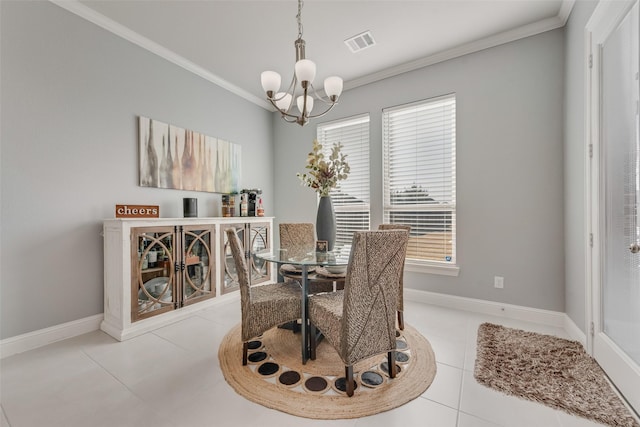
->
[220,222,271,293]
[132,227,176,322]
[249,222,271,285]
[182,225,215,306]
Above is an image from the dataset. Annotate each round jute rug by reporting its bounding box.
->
[218,323,437,419]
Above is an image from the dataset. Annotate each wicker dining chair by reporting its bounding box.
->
[308,230,409,396]
[279,222,316,250]
[279,223,337,293]
[378,224,411,330]
[225,228,301,365]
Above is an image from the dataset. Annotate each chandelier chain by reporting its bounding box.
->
[296,0,304,40]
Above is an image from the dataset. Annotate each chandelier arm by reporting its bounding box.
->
[281,75,298,113]
[268,98,317,122]
[266,98,306,120]
[306,84,338,106]
[269,82,336,120]
[284,77,297,96]
[306,102,337,119]
[281,110,306,120]
[281,115,300,124]
[268,74,299,115]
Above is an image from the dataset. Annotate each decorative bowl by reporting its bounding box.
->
[325,265,346,274]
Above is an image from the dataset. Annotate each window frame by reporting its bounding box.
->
[316,113,371,248]
[382,94,459,276]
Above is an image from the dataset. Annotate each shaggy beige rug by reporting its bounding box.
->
[474,323,639,427]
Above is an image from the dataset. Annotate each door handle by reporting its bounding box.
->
[630,243,640,254]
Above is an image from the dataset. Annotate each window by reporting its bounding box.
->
[383,94,456,268]
[317,114,370,247]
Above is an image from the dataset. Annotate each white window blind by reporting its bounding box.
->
[383,94,456,264]
[317,114,370,247]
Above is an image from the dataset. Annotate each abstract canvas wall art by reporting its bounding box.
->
[139,116,241,194]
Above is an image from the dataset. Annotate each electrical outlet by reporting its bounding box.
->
[494,276,504,289]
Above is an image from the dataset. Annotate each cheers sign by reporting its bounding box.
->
[115,204,159,218]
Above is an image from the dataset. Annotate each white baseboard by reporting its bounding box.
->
[1,293,241,359]
[101,292,240,341]
[0,314,103,359]
[0,289,584,359]
[405,288,566,328]
[405,289,588,345]
[563,314,587,345]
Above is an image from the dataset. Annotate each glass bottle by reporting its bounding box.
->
[240,193,248,217]
[148,248,157,268]
[229,194,236,217]
[222,194,230,217]
[257,198,265,217]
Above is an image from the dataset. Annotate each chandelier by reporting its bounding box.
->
[260,0,343,126]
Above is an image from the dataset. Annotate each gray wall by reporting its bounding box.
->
[274,29,567,312]
[0,1,273,339]
[0,0,591,340]
[563,1,598,334]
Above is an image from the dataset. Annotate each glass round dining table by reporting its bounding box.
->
[253,245,350,364]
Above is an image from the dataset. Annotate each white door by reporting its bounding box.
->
[588,0,640,413]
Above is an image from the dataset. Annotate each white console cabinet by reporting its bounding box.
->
[101,217,273,341]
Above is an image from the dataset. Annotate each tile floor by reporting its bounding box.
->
[0,299,634,427]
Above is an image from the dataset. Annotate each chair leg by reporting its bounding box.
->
[309,323,317,361]
[397,310,404,330]
[387,351,397,378]
[345,365,354,397]
[242,342,249,366]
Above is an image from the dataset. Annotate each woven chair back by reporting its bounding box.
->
[279,223,315,252]
[377,224,410,310]
[340,230,409,365]
[225,228,251,312]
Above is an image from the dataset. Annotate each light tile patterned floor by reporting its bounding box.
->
[0,299,628,427]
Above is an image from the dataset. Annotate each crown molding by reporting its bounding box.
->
[49,0,272,110]
[558,0,577,25]
[345,2,574,92]
[50,0,575,111]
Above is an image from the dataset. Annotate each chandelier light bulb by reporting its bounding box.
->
[294,59,316,84]
[297,95,314,115]
[261,71,281,97]
[324,76,343,100]
[275,92,292,112]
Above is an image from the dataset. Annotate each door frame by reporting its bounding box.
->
[585,0,640,413]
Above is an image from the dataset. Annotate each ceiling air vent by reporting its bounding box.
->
[344,31,376,53]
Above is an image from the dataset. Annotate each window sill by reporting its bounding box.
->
[405,261,460,277]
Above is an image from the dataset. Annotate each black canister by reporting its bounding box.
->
[248,192,257,216]
[183,198,198,217]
